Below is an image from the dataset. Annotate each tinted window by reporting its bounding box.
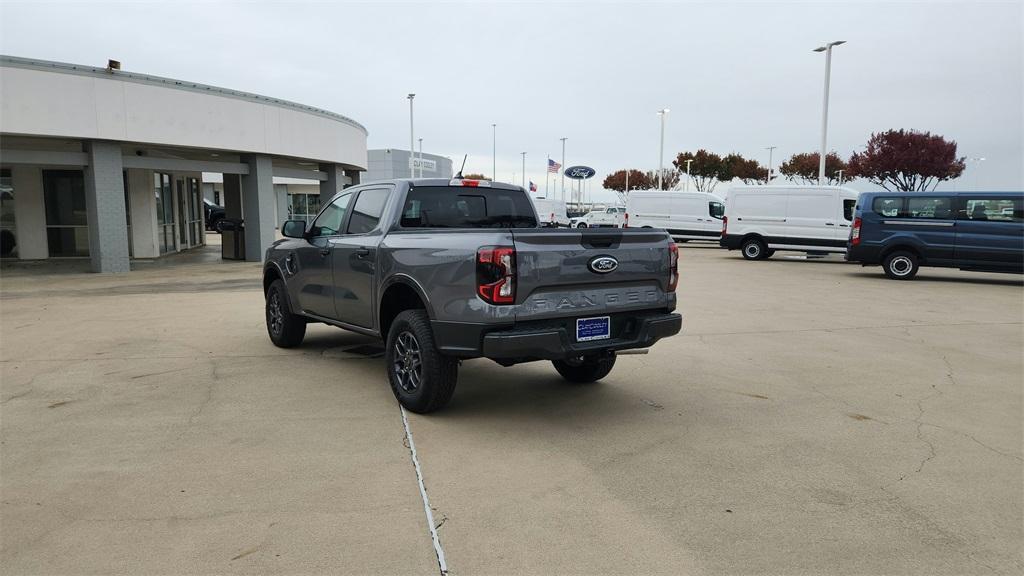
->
[963,198,1022,222]
[348,188,390,234]
[843,199,856,221]
[310,193,351,237]
[872,197,902,217]
[400,186,537,228]
[907,197,953,219]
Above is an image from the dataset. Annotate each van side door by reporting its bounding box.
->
[331,186,393,329]
[954,196,1024,272]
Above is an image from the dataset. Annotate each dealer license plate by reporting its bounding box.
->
[576,316,611,342]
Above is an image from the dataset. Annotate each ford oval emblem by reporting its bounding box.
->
[588,255,618,274]
[564,165,596,180]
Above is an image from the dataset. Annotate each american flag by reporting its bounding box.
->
[529,181,537,192]
[547,159,561,173]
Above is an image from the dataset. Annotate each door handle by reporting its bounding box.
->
[825,222,835,226]
[355,247,371,258]
[319,248,330,257]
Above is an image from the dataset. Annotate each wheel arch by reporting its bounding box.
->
[379,275,434,339]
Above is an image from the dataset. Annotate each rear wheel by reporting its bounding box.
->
[552,354,616,383]
[741,237,768,260]
[883,251,919,280]
[386,310,458,413]
[265,279,306,348]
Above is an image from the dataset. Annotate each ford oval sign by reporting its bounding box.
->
[564,165,596,179]
[588,255,618,274]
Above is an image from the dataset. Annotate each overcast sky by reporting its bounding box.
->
[1,1,1021,199]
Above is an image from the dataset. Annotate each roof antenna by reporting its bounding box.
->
[454,154,467,179]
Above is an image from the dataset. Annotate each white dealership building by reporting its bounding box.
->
[0,55,367,272]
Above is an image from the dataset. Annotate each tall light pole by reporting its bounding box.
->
[813,40,845,184]
[418,138,423,178]
[520,152,527,189]
[765,146,777,183]
[657,108,670,190]
[837,169,844,184]
[685,159,693,192]
[967,157,986,190]
[560,137,567,203]
[491,124,497,182]
[407,93,415,179]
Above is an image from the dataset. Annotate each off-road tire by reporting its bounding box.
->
[552,354,617,383]
[386,310,458,413]
[266,279,306,348]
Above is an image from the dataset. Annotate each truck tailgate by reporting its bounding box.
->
[511,228,675,321]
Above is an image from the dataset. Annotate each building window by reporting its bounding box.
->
[43,170,89,257]
[289,192,320,225]
[0,168,16,258]
[155,172,175,254]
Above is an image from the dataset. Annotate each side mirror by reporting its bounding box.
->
[281,220,307,239]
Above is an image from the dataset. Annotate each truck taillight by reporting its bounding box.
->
[623,212,629,228]
[668,241,679,292]
[477,246,516,305]
[851,217,862,245]
[722,215,728,236]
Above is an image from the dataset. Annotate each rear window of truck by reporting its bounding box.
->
[400,186,538,228]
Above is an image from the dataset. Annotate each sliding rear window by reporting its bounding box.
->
[399,186,538,228]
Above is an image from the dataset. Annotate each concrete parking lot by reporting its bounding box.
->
[1,243,1021,575]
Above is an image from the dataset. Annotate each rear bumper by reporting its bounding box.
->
[480,311,682,360]
[720,234,742,249]
[845,243,882,264]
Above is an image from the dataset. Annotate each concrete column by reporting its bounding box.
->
[83,141,129,273]
[10,166,48,260]
[319,163,350,206]
[223,174,242,220]
[345,169,361,188]
[241,155,274,263]
[127,169,158,258]
[275,184,289,228]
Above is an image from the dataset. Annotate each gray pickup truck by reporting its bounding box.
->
[263,178,681,413]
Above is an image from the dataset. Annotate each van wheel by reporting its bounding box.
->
[552,354,616,383]
[741,237,768,260]
[386,309,458,413]
[266,279,306,348]
[883,251,919,280]
[576,222,588,228]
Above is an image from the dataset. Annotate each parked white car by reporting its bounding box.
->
[531,197,570,228]
[720,185,859,259]
[571,206,625,228]
[624,191,725,241]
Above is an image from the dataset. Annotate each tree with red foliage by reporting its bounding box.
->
[847,129,965,191]
[779,152,848,185]
[673,150,723,192]
[721,153,767,185]
[603,169,652,193]
[645,169,680,190]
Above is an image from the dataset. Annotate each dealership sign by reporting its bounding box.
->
[564,165,596,179]
[408,157,438,172]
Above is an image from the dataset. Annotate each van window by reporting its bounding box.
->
[709,201,725,219]
[843,199,856,221]
[872,197,902,217]
[907,197,953,219]
[963,198,1023,222]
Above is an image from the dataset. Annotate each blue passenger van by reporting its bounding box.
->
[847,192,1023,280]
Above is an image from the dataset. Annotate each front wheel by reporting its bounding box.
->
[741,237,768,260]
[552,354,616,383]
[576,222,588,228]
[266,279,306,348]
[386,310,458,413]
[883,251,919,280]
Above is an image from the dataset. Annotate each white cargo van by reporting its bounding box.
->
[531,197,570,228]
[571,206,625,228]
[624,191,725,241]
[720,185,859,259]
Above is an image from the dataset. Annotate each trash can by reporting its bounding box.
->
[221,219,245,260]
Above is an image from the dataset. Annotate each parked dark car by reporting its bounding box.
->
[847,191,1023,279]
[204,199,226,232]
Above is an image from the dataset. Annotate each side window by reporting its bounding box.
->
[963,198,1022,222]
[310,193,351,237]
[347,188,391,234]
[872,197,902,217]
[709,201,725,219]
[907,197,953,219]
[843,199,856,221]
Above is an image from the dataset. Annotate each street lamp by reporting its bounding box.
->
[685,159,693,192]
[520,151,527,189]
[765,146,777,183]
[418,137,423,178]
[560,137,568,202]
[837,169,844,184]
[407,93,415,178]
[967,157,986,190]
[492,124,497,182]
[657,108,670,190]
[813,40,845,184]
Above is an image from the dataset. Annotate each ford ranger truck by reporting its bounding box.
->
[263,178,682,413]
